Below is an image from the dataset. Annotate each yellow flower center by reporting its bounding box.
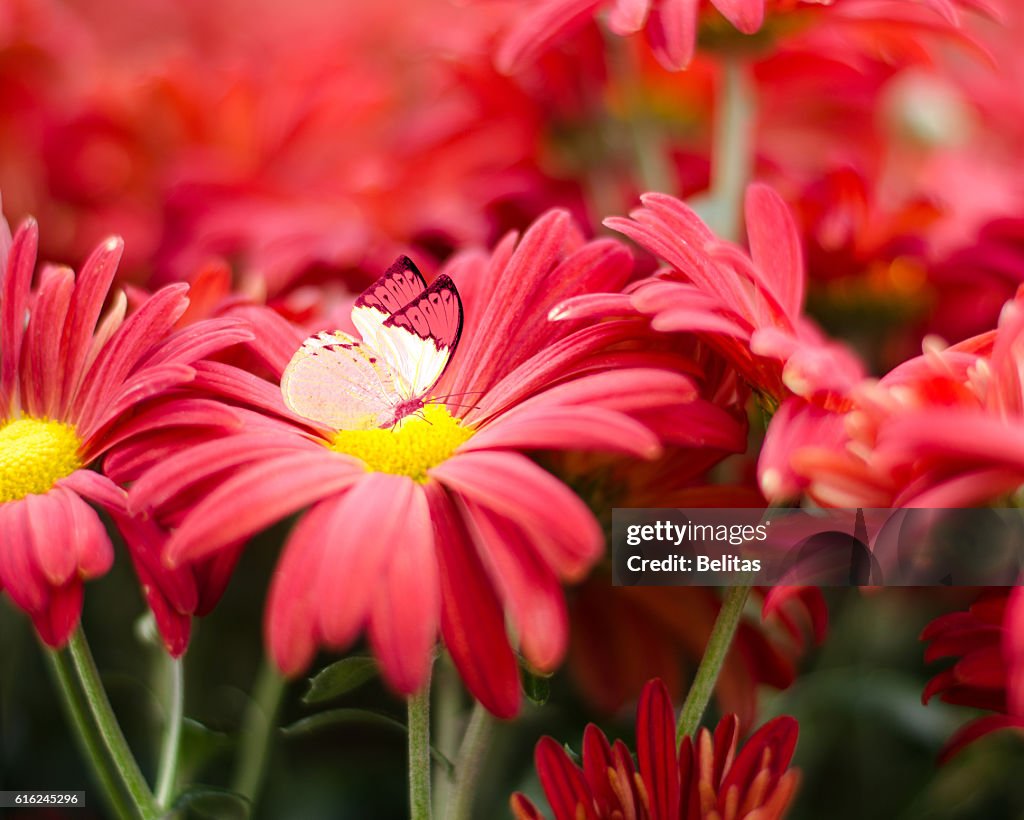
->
[328,404,473,483]
[0,418,83,503]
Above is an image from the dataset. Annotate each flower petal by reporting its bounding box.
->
[368,484,439,694]
[430,451,602,581]
[166,451,362,565]
[428,482,520,718]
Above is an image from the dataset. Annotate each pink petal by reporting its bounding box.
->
[467,320,645,424]
[73,283,190,427]
[1,220,37,415]
[314,474,418,649]
[128,433,311,514]
[140,317,253,368]
[228,305,306,378]
[368,484,439,694]
[25,491,76,586]
[60,238,123,412]
[495,0,605,75]
[166,451,362,565]
[34,581,83,648]
[93,397,241,462]
[0,499,48,611]
[711,0,766,34]
[58,468,126,512]
[427,482,520,718]
[463,406,661,459]
[608,0,651,33]
[80,363,196,446]
[458,499,568,672]
[430,451,602,581]
[744,184,804,319]
[503,368,696,416]
[266,501,336,676]
[21,266,74,419]
[192,361,312,424]
[646,0,700,70]
[456,211,574,394]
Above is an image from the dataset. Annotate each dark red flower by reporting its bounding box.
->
[511,677,800,819]
[922,588,1024,762]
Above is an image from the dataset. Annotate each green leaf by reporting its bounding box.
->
[174,786,250,820]
[521,668,551,706]
[283,707,406,737]
[282,708,454,776]
[303,656,379,704]
[179,718,232,772]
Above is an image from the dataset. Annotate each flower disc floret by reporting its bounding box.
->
[328,404,473,483]
[0,418,82,502]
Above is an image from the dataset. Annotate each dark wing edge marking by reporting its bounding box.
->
[354,255,428,316]
[383,274,464,352]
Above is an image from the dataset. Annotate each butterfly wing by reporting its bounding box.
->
[378,274,463,397]
[281,331,403,430]
[351,256,427,364]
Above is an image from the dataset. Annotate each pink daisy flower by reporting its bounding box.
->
[127,209,702,717]
[0,214,250,647]
[603,183,865,407]
[779,290,1024,508]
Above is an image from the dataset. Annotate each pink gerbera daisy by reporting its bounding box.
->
[0,214,251,647]
[125,209,704,717]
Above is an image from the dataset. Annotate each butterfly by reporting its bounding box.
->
[281,256,464,431]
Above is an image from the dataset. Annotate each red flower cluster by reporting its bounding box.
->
[511,678,800,819]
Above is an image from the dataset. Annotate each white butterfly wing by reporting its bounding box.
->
[281,331,403,430]
[351,256,427,397]
[377,275,463,397]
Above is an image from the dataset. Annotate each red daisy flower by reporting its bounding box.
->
[0,215,250,647]
[605,183,865,406]
[922,588,1024,762]
[126,210,705,716]
[511,677,800,819]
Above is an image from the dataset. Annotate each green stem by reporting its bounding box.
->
[66,628,159,818]
[431,657,461,817]
[45,645,135,819]
[677,585,752,742]
[408,668,434,820]
[702,55,756,243]
[444,702,492,820]
[154,656,184,810]
[231,660,287,807]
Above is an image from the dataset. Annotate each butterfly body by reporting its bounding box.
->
[282,257,463,431]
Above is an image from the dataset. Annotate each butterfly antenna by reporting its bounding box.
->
[430,390,485,403]
[434,400,481,412]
